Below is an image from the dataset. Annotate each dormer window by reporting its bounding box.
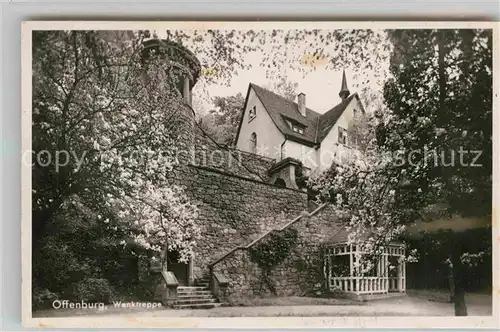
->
[248,106,257,122]
[291,123,305,135]
[338,127,348,145]
[284,117,306,135]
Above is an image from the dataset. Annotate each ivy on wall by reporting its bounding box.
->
[294,246,350,298]
[248,228,298,295]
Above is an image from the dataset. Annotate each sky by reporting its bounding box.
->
[199,63,353,114]
[156,29,391,115]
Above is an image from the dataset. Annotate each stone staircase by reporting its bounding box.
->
[173,277,221,309]
[195,276,210,288]
[174,286,221,309]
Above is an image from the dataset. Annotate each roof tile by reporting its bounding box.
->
[248,83,356,146]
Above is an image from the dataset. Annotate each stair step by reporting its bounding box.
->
[178,290,211,293]
[177,294,214,299]
[173,284,219,309]
[177,293,213,297]
[177,288,211,294]
[173,303,222,309]
[175,298,217,305]
[178,286,208,291]
[195,278,209,283]
[177,298,216,302]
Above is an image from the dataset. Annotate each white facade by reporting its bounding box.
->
[235,88,284,160]
[236,85,365,173]
[281,140,318,172]
[316,96,365,172]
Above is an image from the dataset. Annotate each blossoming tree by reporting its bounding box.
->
[32,30,200,262]
[310,29,492,316]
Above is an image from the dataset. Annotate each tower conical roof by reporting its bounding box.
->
[339,69,350,100]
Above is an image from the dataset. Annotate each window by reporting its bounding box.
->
[338,127,348,145]
[250,132,257,153]
[353,108,366,120]
[248,106,257,122]
[286,120,305,135]
[349,132,359,147]
[291,124,305,134]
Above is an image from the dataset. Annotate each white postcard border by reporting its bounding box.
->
[21,20,500,329]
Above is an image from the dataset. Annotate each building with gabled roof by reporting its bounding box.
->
[235,70,366,174]
[138,40,406,308]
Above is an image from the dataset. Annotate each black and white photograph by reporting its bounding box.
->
[23,22,497,328]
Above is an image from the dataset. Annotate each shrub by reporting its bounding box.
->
[305,285,350,299]
[249,228,298,295]
[33,238,95,292]
[32,288,59,310]
[70,278,116,303]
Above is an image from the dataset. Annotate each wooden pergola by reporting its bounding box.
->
[324,242,406,295]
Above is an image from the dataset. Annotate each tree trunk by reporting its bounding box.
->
[161,238,168,270]
[450,234,468,316]
[438,29,446,122]
[447,258,455,302]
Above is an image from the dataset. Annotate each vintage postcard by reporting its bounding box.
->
[22,21,498,328]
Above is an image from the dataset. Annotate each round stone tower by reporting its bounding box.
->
[141,39,201,165]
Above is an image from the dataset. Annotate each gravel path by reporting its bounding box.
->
[33,293,492,318]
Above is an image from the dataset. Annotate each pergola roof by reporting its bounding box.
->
[327,228,371,243]
[326,227,404,247]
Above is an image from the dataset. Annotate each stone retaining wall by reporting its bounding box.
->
[191,127,275,181]
[175,163,308,276]
[213,204,344,300]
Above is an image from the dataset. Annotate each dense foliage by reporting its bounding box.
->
[32,31,201,308]
[199,93,245,146]
[310,29,492,316]
[404,227,492,293]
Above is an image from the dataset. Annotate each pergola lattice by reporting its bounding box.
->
[324,242,406,295]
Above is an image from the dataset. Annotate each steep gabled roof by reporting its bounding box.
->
[317,93,358,142]
[234,83,362,148]
[250,84,322,146]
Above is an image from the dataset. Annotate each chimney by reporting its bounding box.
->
[298,93,306,117]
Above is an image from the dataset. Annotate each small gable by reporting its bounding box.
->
[317,93,365,143]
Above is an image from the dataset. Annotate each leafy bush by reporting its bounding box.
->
[293,247,329,294]
[70,278,116,303]
[32,288,59,310]
[249,228,298,295]
[294,160,308,190]
[305,284,350,299]
[33,238,97,291]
